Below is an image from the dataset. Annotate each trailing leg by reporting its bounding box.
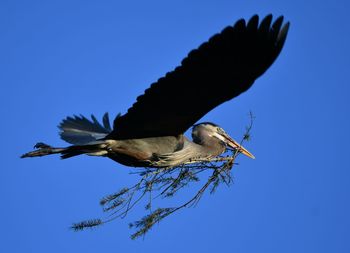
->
[21,141,109,159]
[21,142,66,158]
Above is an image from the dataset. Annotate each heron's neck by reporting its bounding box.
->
[189,137,226,159]
[152,137,225,168]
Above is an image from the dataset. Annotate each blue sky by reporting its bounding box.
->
[1,0,349,252]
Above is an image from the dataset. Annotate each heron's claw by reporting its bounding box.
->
[34,142,51,149]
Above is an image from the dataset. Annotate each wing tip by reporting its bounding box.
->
[277,21,290,47]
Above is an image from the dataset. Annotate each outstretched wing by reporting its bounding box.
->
[108,14,289,140]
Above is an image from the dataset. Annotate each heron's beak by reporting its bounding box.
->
[218,132,255,159]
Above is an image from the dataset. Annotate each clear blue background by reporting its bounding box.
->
[1,0,349,252]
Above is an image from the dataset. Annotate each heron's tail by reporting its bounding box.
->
[20,141,109,159]
[59,113,112,145]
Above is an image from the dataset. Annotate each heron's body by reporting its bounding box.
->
[107,136,185,167]
[28,124,229,168]
[21,15,290,168]
[109,131,227,168]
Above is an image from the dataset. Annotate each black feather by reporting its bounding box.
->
[108,15,290,140]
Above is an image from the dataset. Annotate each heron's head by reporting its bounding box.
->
[192,122,255,159]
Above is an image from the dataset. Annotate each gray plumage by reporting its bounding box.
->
[59,113,112,145]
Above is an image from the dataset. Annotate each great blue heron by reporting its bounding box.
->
[21,14,289,168]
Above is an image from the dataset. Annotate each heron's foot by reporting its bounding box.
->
[21,142,62,158]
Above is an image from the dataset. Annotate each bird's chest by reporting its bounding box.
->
[106,137,181,168]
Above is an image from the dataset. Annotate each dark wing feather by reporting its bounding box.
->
[108,14,290,140]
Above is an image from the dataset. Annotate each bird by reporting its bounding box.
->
[21,14,290,168]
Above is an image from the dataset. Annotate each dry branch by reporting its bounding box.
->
[71,112,255,239]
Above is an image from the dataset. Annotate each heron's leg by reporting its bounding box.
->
[21,142,65,158]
